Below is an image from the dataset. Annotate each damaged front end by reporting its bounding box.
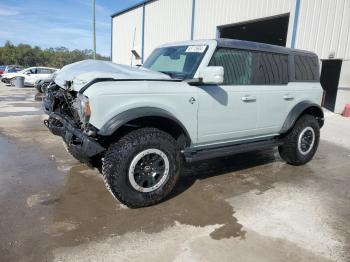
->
[43,83,105,164]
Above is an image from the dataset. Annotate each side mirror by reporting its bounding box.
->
[198,66,224,84]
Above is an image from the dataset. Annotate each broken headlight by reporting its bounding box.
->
[74,94,91,124]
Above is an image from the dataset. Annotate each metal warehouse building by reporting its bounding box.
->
[111,0,350,113]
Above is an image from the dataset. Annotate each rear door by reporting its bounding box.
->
[197,48,260,145]
[255,52,293,134]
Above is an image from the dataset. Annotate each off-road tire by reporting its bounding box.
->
[102,127,181,208]
[278,114,320,166]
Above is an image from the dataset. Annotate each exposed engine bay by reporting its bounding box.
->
[44,84,84,128]
[43,83,105,163]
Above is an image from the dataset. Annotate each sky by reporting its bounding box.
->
[0,0,144,56]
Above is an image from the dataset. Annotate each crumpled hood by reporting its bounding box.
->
[54,59,171,91]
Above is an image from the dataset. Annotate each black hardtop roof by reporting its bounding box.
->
[216,38,318,57]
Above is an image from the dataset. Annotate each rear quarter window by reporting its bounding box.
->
[294,55,319,81]
[254,53,288,85]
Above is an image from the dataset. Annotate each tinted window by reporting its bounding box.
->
[209,48,253,85]
[255,53,288,84]
[209,48,288,85]
[294,55,319,81]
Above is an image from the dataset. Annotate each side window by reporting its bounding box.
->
[209,48,253,85]
[294,55,319,81]
[255,53,289,85]
[29,68,37,74]
[39,68,51,74]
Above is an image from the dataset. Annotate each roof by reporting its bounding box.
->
[156,38,317,57]
[216,38,317,56]
[111,0,155,18]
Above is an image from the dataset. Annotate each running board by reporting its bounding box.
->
[183,139,283,163]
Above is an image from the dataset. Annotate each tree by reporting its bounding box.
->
[0,41,110,68]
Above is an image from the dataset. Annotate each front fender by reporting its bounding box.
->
[98,107,191,139]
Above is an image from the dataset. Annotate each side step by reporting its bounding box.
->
[183,139,283,163]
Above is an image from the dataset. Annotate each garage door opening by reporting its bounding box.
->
[218,14,290,46]
[320,59,343,112]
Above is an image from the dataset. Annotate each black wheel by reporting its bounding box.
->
[102,127,181,208]
[278,114,320,166]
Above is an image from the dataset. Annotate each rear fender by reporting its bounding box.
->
[280,101,324,134]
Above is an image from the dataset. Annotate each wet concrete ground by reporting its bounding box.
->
[0,83,349,262]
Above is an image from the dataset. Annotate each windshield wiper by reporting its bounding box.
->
[159,71,186,80]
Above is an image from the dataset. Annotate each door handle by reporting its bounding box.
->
[283,94,294,101]
[242,95,256,102]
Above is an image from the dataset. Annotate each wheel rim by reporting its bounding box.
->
[298,127,315,155]
[128,148,170,193]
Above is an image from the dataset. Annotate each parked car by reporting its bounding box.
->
[4,65,24,74]
[43,39,324,208]
[34,71,58,93]
[0,65,6,76]
[1,67,58,86]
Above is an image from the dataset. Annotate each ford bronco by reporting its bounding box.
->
[43,39,324,208]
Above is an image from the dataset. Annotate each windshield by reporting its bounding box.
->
[143,45,207,80]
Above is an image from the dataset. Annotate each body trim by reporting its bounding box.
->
[98,107,192,143]
[184,138,282,163]
[280,101,324,134]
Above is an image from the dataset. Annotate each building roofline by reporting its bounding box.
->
[111,0,155,18]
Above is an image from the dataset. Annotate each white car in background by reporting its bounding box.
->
[1,67,58,86]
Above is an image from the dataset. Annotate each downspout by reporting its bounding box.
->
[291,0,301,48]
[141,3,146,63]
[191,0,196,40]
[110,16,113,61]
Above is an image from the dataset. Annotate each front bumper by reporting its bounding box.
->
[44,113,105,163]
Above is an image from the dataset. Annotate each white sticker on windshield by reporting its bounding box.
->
[185,45,206,53]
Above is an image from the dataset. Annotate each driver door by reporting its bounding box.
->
[197,48,260,145]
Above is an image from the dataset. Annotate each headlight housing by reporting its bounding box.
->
[76,94,91,123]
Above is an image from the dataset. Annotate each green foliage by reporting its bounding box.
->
[0,41,110,68]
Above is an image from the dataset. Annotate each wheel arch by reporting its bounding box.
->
[280,101,324,134]
[98,107,192,147]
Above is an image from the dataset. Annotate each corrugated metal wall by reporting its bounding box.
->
[194,0,293,40]
[112,6,143,65]
[112,0,350,62]
[295,0,350,60]
[144,0,192,59]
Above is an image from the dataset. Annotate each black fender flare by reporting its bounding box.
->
[98,106,192,142]
[280,101,324,134]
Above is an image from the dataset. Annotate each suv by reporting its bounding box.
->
[1,67,58,86]
[44,39,324,208]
